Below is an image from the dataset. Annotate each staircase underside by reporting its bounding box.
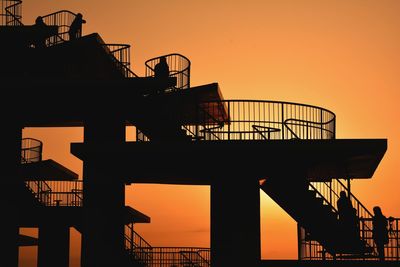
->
[21,159,79,181]
[18,205,149,228]
[7,79,221,127]
[18,234,38,246]
[71,138,386,185]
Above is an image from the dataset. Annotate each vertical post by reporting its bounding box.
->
[320,108,323,139]
[227,102,230,141]
[297,224,302,260]
[38,224,70,267]
[347,178,351,197]
[281,103,285,140]
[0,123,22,267]
[81,115,126,267]
[211,175,260,267]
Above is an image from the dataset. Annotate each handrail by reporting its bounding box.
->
[125,223,153,265]
[25,180,52,206]
[1,0,22,26]
[304,179,378,259]
[25,180,83,207]
[145,53,191,90]
[180,250,211,267]
[184,99,336,141]
[102,44,138,78]
[252,125,281,140]
[40,10,77,46]
[284,118,335,140]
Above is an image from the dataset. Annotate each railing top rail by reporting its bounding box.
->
[2,0,23,26]
[21,137,43,145]
[336,179,374,218]
[145,53,191,68]
[202,99,336,120]
[40,9,77,20]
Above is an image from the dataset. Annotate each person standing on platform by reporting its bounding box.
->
[68,13,86,40]
[154,56,170,94]
[372,206,389,261]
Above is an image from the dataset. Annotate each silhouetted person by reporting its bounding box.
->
[337,191,360,244]
[154,56,170,94]
[337,191,353,222]
[68,13,86,40]
[372,206,388,261]
[34,16,47,48]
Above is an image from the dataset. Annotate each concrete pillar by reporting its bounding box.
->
[211,175,261,267]
[81,116,126,267]
[0,124,22,267]
[38,224,70,267]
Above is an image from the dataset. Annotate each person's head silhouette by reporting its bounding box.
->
[340,191,347,198]
[373,206,382,216]
[35,16,43,24]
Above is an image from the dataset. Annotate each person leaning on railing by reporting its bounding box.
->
[68,13,86,41]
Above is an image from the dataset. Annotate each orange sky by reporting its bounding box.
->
[19,0,400,265]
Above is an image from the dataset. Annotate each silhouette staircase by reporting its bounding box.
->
[21,138,211,267]
[4,1,398,264]
[261,177,374,258]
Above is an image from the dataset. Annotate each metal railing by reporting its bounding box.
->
[125,223,153,265]
[144,247,210,267]
[360,217,400,261]
[1,0,22,26]
[41,10,77,46]
[102,44,138,78]
[136,100,335,142]
[25,180,83,207]
[145,53,191,91]
[21,138,42,163]
[25,180,52,205]
[183,100,336,141]
[125,225,210,267]
[300,179,399,261]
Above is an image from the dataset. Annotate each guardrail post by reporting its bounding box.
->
[228,102,230,141]
[281,103,285,140]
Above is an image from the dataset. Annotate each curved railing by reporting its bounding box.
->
[21,138,42,163]
[102,44,138,78]
[1,0,22,26]
[182,100,335,141]
[145,53,191,90]
[41,10,77,46]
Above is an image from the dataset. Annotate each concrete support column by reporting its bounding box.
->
[38,224,70,267]
[0,124,22,267]
[211,176,261,267]
[81,116,126,267]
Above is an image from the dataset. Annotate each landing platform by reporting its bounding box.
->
[261,260,399,267]
[6,79,222,127]
[71,139,386,184]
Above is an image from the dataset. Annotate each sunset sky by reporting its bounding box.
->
[19,0,400,265]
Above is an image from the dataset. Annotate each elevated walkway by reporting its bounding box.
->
[71,139,386,185]
[10,81,220,127]
[261,260,400,267]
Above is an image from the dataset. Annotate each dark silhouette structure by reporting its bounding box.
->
[0,1,399,267]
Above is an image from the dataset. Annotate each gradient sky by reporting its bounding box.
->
[19,0,400,265]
